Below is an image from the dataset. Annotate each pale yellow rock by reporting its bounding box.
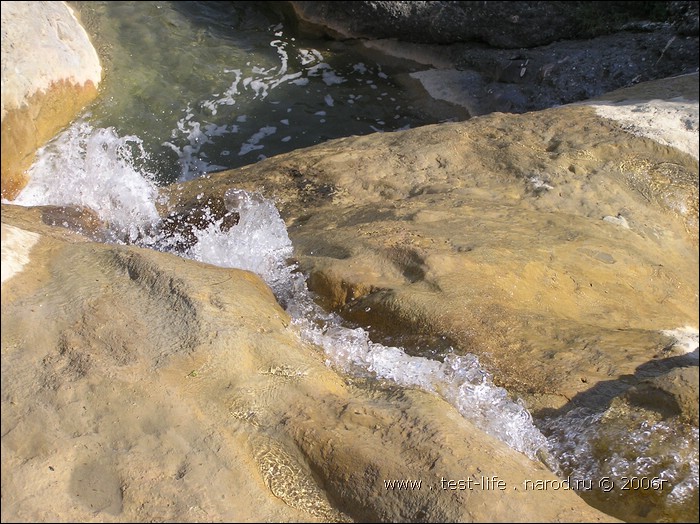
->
[1,206,617,522]
[1,1,102,199]
[1,223,39,285]
[166,76,699,409]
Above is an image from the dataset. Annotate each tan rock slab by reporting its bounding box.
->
[1,206,616,522]
[165,76,698,410]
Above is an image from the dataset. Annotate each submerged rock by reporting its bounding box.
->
[155,194,240,251]
[622,365,699,426]
[286,1,698,117]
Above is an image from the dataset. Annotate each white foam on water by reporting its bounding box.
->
[238,126,277,156]
[13,120,160,243]
[322,69,346,86]
[661,326,699,358]
[163,109,231,182]
[299,48,323,65]
[353,62,368,74]
[164,24,348,180]
[186,189,295,288]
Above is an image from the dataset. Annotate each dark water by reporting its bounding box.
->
[71,0,465,184]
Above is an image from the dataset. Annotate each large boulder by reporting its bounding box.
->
[1,204,616,522]
[286,1,682,48]
[165,74,699,411]
[1,1,101,199]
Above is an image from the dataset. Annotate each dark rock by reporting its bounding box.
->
[287,1,683,48]
[669,0,700,35]
[623,366,699,425]
[156,195,239,251]
[449,26,699,113]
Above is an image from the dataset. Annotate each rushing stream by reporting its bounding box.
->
[7,1,698,521]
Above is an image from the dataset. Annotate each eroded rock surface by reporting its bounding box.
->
[157,74,699,521]
[166,75,699,413]
[1,206,617,522]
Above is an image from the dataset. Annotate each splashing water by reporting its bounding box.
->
[543,406,699,521]
[298,319,550,460]
[540,327,699,522]
[13,120,161,243]
[186,188,296,290]
[183,182,551,461]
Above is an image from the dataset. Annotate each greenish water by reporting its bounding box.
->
[71,0,465,184]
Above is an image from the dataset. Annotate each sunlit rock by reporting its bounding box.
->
[1,1,101,199]
[168,74,699,410]
[1,207,617,522]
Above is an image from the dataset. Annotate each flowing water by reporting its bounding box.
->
[8,1,698,521]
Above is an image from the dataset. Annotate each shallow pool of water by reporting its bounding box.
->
[72,0,465,184]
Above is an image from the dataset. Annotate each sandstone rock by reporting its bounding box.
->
[1,1,101,199]
[622,365,699,425]
[1,207,617,522]
[165,75,699,411]
[561,361,700,522]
